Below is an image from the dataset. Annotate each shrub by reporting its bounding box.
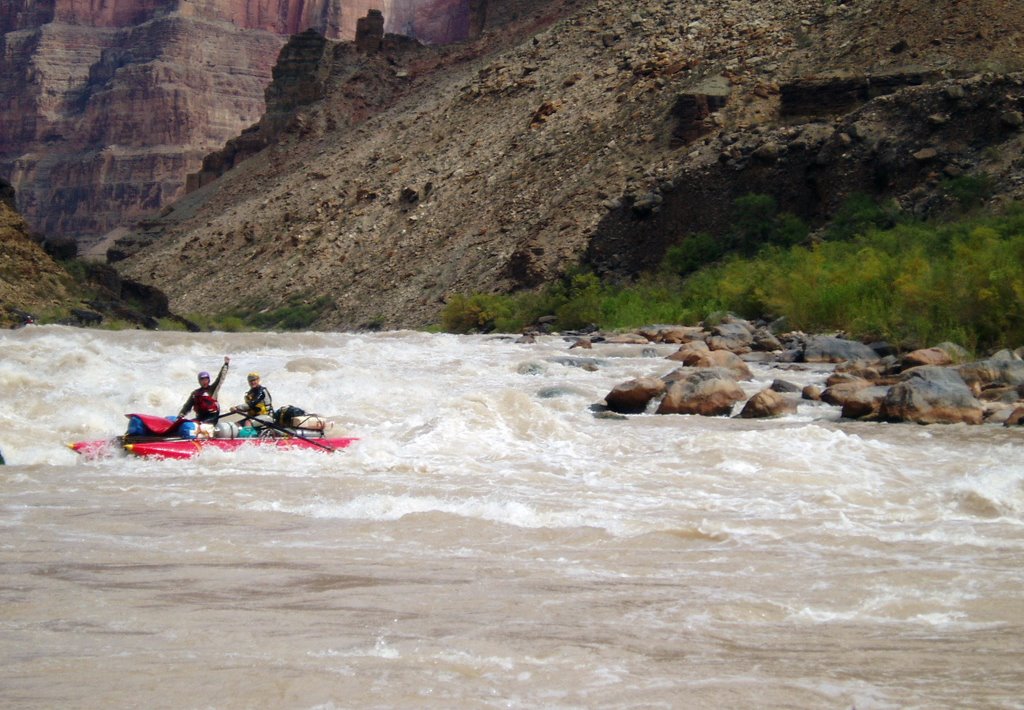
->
[824,193,898,241]
[661,232,725,277]
[728,193,808,254]
[249,295,332,330]
[942,174,994,212]
[441,293,513,333]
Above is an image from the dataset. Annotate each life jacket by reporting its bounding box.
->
[245,386,272,416]
[193,389,220,418]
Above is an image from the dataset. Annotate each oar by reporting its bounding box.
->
[250,415,336,452]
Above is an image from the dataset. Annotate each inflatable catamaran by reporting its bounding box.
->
[70,412,357,460]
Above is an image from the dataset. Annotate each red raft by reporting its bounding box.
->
[70,413,357,460]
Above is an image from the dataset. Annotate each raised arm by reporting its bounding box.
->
[210,356,230,398]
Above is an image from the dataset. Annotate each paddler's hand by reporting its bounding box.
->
[224,355,230,365]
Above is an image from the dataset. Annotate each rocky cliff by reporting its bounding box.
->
[341,0,486,43]
[110,0,1024,330]
[0,0,485,253]
[0,177,182,329]
[0,177,74,324]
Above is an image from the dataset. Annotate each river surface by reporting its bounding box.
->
[1,326,1022,709]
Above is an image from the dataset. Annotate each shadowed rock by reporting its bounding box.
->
[880,366,984,424]
[803,336,881,364]
[604,377,666,414]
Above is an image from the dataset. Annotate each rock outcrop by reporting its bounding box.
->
[0,177,185,328]
[344,0,486,45]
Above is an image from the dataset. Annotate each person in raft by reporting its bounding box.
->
[231,371,273,425]
[178,356,230,422]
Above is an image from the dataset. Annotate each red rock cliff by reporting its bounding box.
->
[0,0,481,250]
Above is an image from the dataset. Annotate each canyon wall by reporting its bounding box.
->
[341,0,484,44]
[0,0,482,251]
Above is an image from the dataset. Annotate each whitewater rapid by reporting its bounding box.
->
[1,326,1022,708]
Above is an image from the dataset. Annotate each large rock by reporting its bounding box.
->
[839,385,890,420]
[752,327,783,352]
[637,325,705,344]
[820,377,873,407]
[738,389,797,418]
[666,348,753,380]
[656,369,746,416]
[706,322,754,354]
[802,336,881,364]
[901,347,953,369]
[959,357,1024,389]
[604,377,666,414]
[879,366,984,425]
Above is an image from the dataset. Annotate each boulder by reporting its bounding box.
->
[977,385,1021,403]
[666,348,753,380]
[820,378,874,407]
[738,389,797,418]
[802,335,881,363]
[839,386,890,420]
[605,333,651,344]
[770,378,801,394]
[879,366,984,424]
[752,327,783,352]
[959,357,1024,389]
[656,369,746,416]
[604,377,666,414]
[706,322,754,353]
[901,347,953,368]
[834,363,888,382]
[666,341,711,361]
[802,385,822,401]
[1003,406,1024,427]
[826,371,872,387]
[638,325,705,344]
[933,341,971,363]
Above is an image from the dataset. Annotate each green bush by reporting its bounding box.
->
[249,295,332,330]
[824,193,899,242]
[661,232,725,277]
[729,193,808,254]
[678,206,1024,350]
[441,293,514,333]
[942,174,994,212]
[439,204,1024,351]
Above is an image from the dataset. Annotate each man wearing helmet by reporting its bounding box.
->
[178,356,230,422]
[231,371,273,426]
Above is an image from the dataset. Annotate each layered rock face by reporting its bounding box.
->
[341,0,483,44]
[0,0,481,251]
